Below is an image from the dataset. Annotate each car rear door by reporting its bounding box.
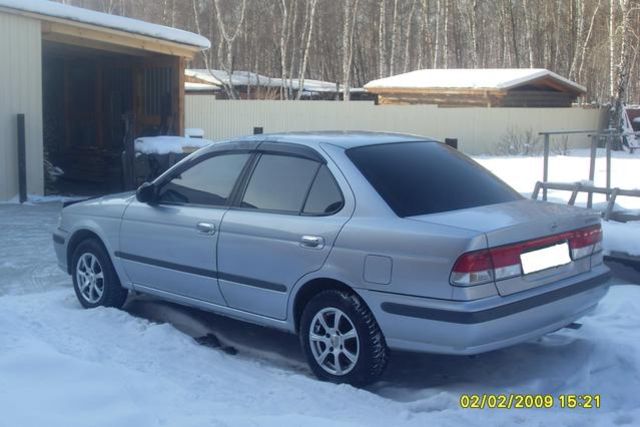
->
[118,149,252,305]
[217,145,351,319]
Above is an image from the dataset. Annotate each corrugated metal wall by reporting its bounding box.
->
[0,12,43,201]
[186,98,607,155]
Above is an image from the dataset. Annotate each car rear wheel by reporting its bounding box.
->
[300,289,388,386]
[71,239,128,309]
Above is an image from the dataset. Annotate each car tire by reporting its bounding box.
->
[71,239,128,309]
[300,289,389,387]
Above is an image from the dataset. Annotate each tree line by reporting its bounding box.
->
[58,0,639,107]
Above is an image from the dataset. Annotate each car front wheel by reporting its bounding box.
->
[71,239,128,309]
[300,289,389,386]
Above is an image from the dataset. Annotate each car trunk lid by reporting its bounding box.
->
[408,199,602,296]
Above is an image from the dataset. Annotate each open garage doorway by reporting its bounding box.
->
[41,40,184,196]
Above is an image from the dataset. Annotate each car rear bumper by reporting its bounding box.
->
[360,265,610,355]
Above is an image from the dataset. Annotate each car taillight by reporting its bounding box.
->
[450,250,494,285]
[569,224,602,259]
[450,246,522,286]
[451,224,602,286]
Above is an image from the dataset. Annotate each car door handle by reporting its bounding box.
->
[196,222,216,234]
[300,235,324,248]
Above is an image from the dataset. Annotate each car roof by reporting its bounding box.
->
[222,131,436,150]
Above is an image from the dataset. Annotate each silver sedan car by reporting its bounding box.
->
[53,131,610,386]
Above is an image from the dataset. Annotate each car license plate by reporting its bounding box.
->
[520,242,571,275]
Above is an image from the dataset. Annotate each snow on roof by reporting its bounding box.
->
[186,69,346,93]
[295,79,340,92]
[185,82,220,92]
[364,68,586,93]
[190,69,275,87]
[0,0,210,49]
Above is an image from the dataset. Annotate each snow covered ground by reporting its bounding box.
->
[474,149,640,209]
[1,196,640,425]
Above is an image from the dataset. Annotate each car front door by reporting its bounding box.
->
[217,147,351,319]
[118,151,251,305]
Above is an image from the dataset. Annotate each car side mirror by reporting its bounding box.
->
[136,182,157,204]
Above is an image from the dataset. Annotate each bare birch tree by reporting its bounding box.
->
[388,0,399,76]
[378,0,387,78]
[342,0,360,100]
[522,0,534,67]
[443,0,449,68]
[58,0,640,104]
[296,0,319,100]
[433,0,441,68]
[213,0,247,99]
[403,0,418,73]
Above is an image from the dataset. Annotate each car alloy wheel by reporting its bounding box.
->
[309,307,360,376]
[75,252,105,304]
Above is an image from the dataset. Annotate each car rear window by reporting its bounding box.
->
[346,141,521,217]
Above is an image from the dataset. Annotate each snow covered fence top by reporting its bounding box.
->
[0,0,210,49]
[365,68,586,94]
[135,136,213,155]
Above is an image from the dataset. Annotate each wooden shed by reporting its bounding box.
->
[364,69,587,108]
[0,0,209,200]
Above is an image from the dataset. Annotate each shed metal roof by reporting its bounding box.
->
[365,68,586,94]
[0,0,210,49]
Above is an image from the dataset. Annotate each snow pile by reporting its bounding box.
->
[134,136,213,155]
[0,0,210,49]
[365,68,586,93]
[602,221,640,256]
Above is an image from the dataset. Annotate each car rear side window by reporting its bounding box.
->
[347,141,521,217]
[241,154,320,213]
[303,165,344,215]
[158,153,249,206]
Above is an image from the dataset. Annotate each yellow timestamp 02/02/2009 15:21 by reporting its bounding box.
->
[459,393,601,409]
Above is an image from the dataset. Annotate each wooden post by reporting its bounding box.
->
[606,133,612,201]
[604,188,619,221]
[532,181,541,200]
[542,133,550,201]
[122,112,135,191]
[17,114,27,203]
[176,56,185,136]
[587,134,597,208]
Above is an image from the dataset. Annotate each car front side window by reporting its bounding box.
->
[157,153,250,207]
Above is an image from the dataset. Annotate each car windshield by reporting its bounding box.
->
[346,141,522,217]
